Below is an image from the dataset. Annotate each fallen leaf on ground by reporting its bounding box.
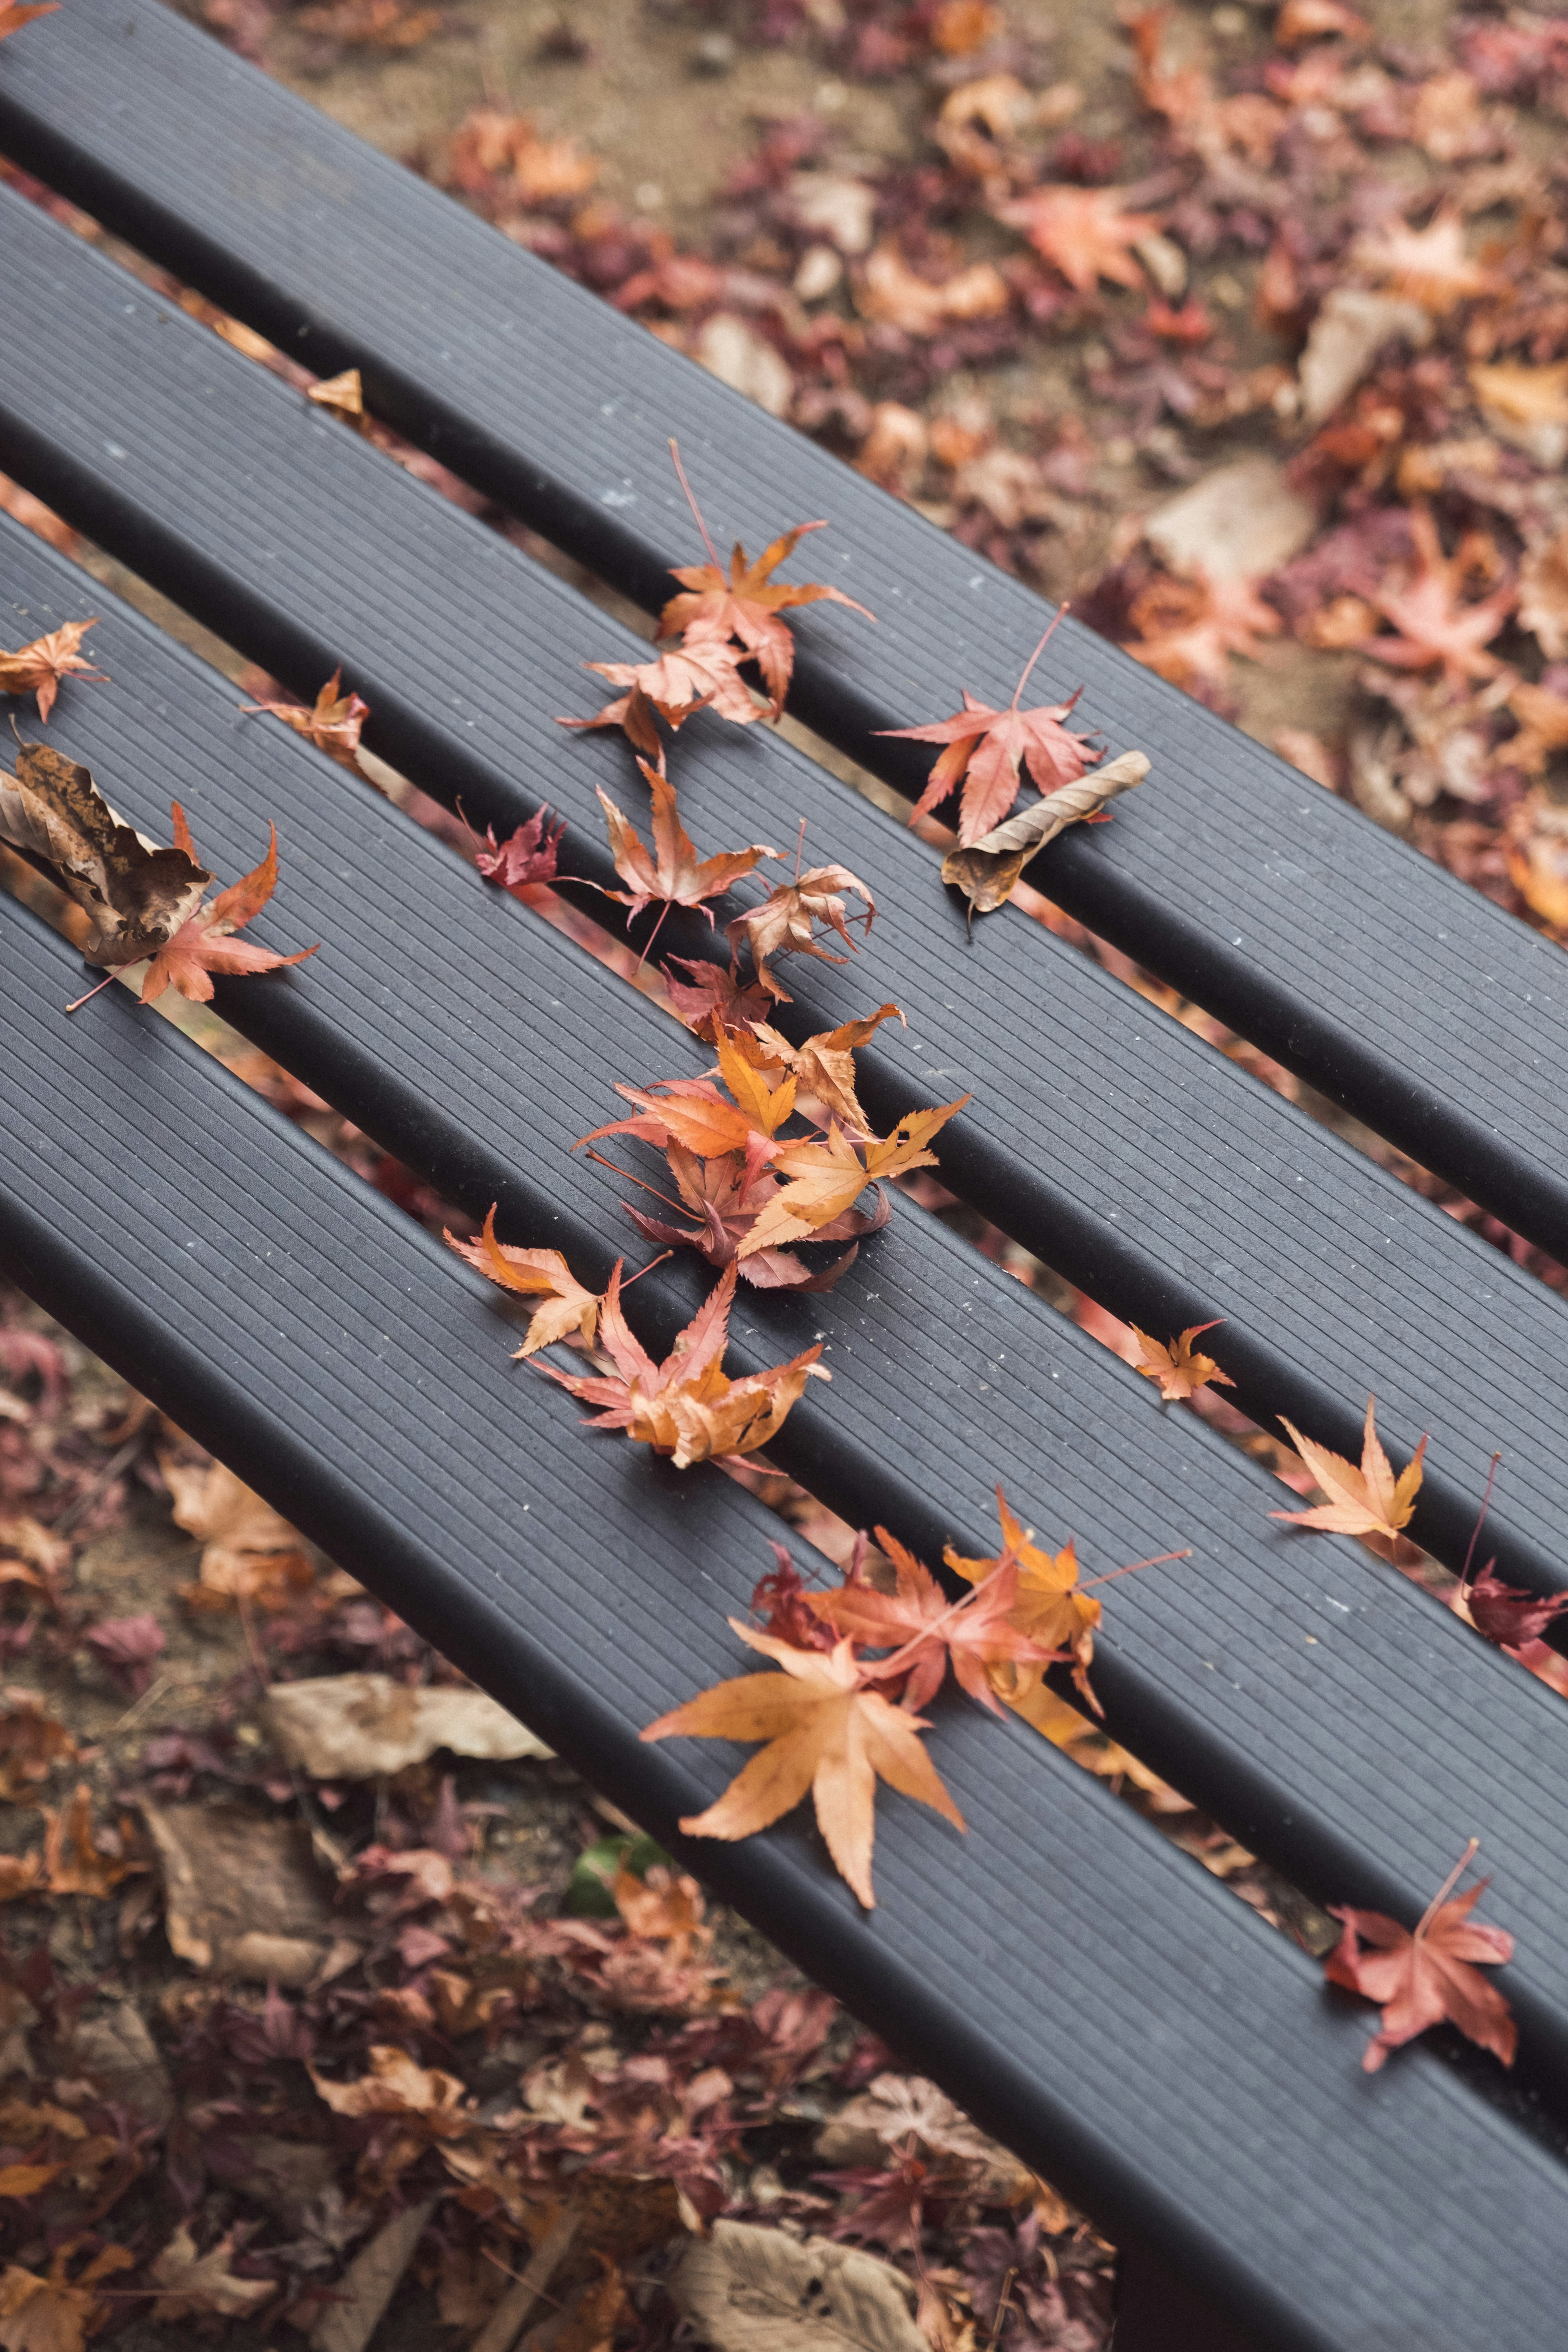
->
[42,1784,137,1899]
[1325,1838,1515,2073]
[995,185,1163,292]
[940,749,1148,913]
[446,1205,602,1355]
[1145,457,1316,584]
[644,1624,962,1909]
[1129,1319,1234,1403]
[243,668,371,774]
[307,368,372,433]
[726,860,875,1000]
[597,762,777,945]
[69,2002,175,2127]
[149,2227,274,2323]
[542,1260,828,1468]
[0,1693,76,1797]
[1356,507,1515,690]
[815,2074,1033,2206]
[140,1800,354,1984]
[0,621,105,724]
[130,802,318,1006]
[880,619,1100,846]
[161,1454,315,1606]
[0,2249,134,2352]
[311,2044,472,2129]
[0,742,210,967]
[1272,1395,1426,1554]
[264,1671,552,1777]
[81,1612,166,1696]
[673,2220,927,2352]
[474,803,566,890]
[659,445,875,714]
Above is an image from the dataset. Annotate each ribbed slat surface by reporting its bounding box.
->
[1,0,1565,1260]
[4,886,1568,2351]
[1,187,1565,1622]
[12,516,1568,2108]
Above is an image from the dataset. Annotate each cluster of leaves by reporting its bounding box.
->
[646,1503,1181,1910]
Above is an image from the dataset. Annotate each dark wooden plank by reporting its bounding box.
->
[2,0,1566,1264]
[2,187,1566,1635]
[11,512,1568,2121]
[4,884,1568,2352]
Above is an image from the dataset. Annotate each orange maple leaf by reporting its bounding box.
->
[818,1530,1061,1714]
[541,1259,827,1468]
[558,642,763,760]
[596,762,778,953]
[0,619,106,724]
[1130,1319,1234,1403]
[878,619,1099,846]
[0,0,59,42]
[1356,508,1515,690]
[739,1098,969,1258]
[725,858,875,1001]
[1272,1395,1427,1553]
[445,1205,601,1356]
[1126,572,1282,690]
[642,1623,963,1908]
[242,667,371,774]
[135,803,319,1007]
[947,1488,1103,1713]
[994,184,1163,292]
[1325,1839,1515,2074]
[658,443,875,714]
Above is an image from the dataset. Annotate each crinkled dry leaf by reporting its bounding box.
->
[726,862,875,1000]
[149,2227,275,2324]
[0,620,105,725]
[446,1205,602,1356]
[311,2044,472,2130]
[818,1532,1059,1714]
[673,2221,927,2352]
[0,743,210,966]
[475,804,566,889]
[264,1671,552,1777]
[0,1692,76,1798]
[161,1454,314,1604]
[141,1800,351,1985]
[0,2249,134,2352]
[644,1624,963,1909]
[1272,1395,1426,1552]
[42,1784,135,1899]
[307,367,372,434]
[816,2073,1033,2205]
[1325,1841,1515,2073]
[941,749,1149,914]
[243,668,371,774]
[560,642,763,755]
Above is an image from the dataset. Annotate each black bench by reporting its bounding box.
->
[4,7,1568,2346]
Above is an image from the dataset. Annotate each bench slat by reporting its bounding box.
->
[13,515,1568,2114]
[4,886,1568,2351]
[2,185,1566,1628]
[2,0,1566,1264]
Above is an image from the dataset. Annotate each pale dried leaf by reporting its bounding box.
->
[264,1673,552,1778]
[941,751,1148,914]
[674,2221,927,2352]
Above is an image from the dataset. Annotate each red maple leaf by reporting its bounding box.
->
[877,617,1099,845]
[473,805,566,889]
[658,443,875,714]
[1324,1839,1515,2074]
[129,805,318,1006]
[1356,507,1516,690]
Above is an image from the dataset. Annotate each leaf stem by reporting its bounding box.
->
[64,970,119,1014]
[1457,1451,1502,1603]
[1415,1837,1481,1941]
[668,437,723,571]
[1009,601,1070,711]
[618,1250,673,1293]
[1079,1546,1193,1592]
